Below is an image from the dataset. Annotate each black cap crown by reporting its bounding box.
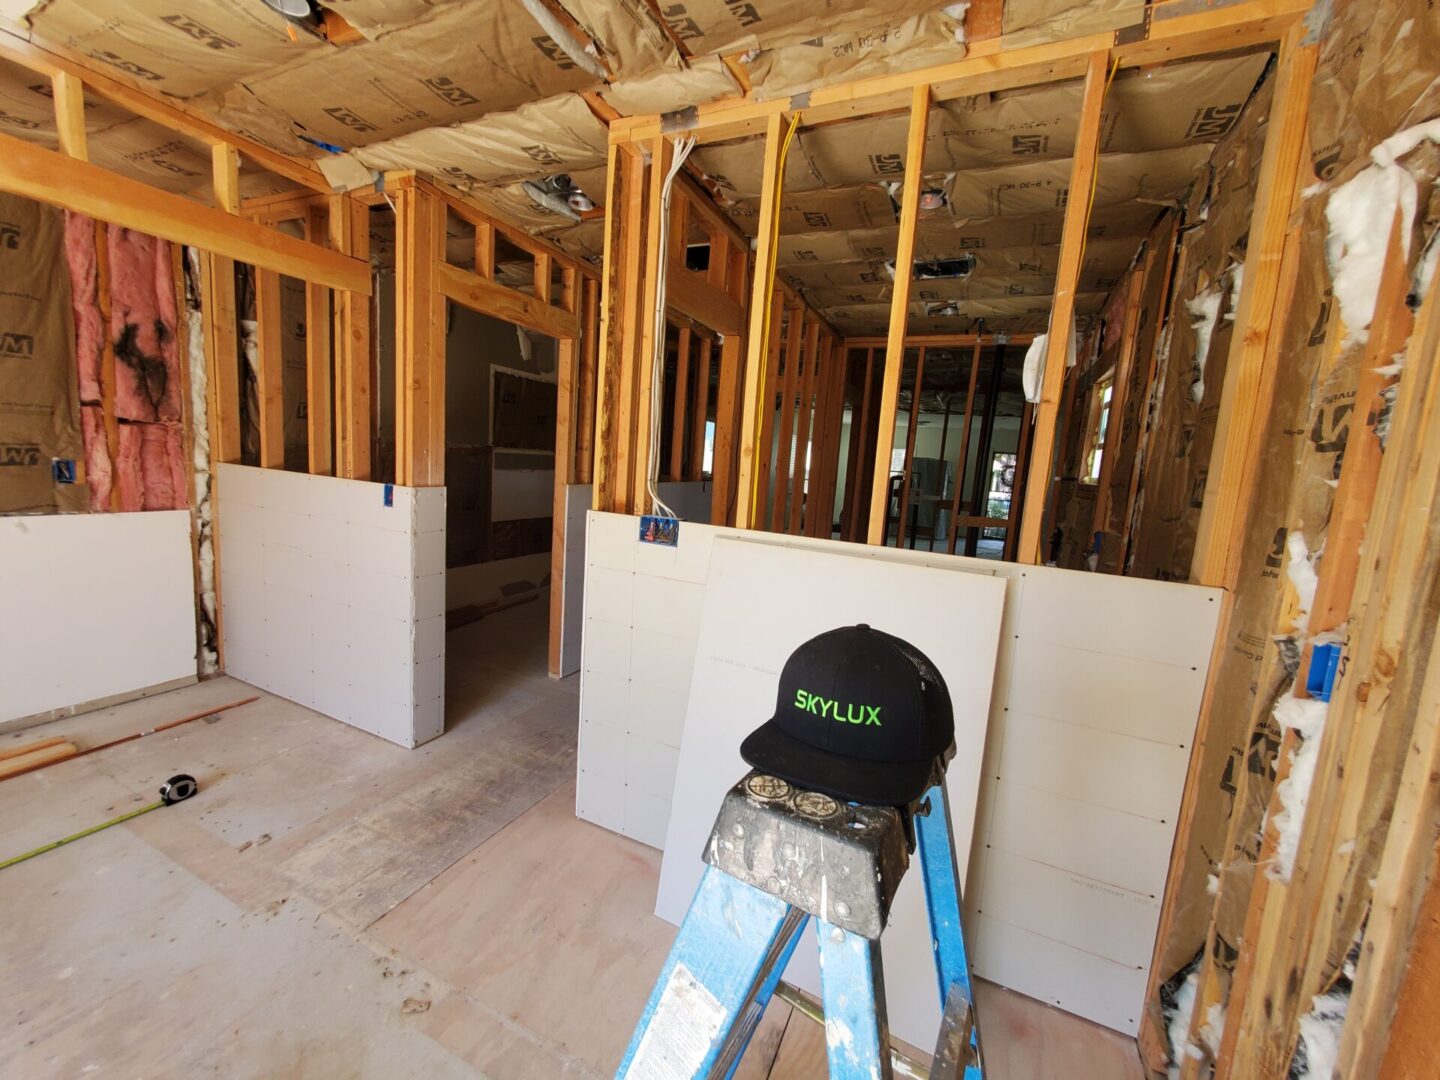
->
[740,624,953,806]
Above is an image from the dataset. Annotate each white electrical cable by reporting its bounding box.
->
[644,135,696,520]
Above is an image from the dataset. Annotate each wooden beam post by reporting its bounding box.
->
[330,195,372,480]
[304,203,333,475]
[254,269,285,469]
[668,324,691,481]
[395,184,445,486]
[689,332,712,481]
[895,346,927,548]
[631,133,674,514]
[1191,23,1317,587]
[771,305,805,531]
[866,85,930,545]
[945,342,983,553]
[575,276,599,484]
[848,347,876,541]
[789,317,821,534]
[594,143,645,513]
[548,266,581,678]
[1015,50,1109,564]
[51,70,87,161]
[735,112,785,528]
[711,332,744,525]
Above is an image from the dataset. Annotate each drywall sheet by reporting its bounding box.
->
[575,512,1223,1034]
[558,481,710,679]
[216,464,445,749]
[0,510,196,723]
[654,538,1006,1052]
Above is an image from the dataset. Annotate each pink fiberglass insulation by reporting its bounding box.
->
[115,422,186,511]
[108,224,181,425]
[64,212,103,402]
[80,405,112,511]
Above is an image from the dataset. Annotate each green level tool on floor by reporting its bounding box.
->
[0,774,198,872]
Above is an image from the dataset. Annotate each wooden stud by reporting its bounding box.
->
[631,134,674,513]
[201,255,241,466]
[1015,51,1108,564]
[575,276,599,484]
[847,347,876,541]
[666,265,745,336]
[395,186,445,486]
[50,70,86,160]
[788,318,821,535]
[212,144,241,215]
[668,325,691,481]
[304,204,333,476]
[0,132,368,293]
[1191,23,1318,587]
[945,343,983,554]
[895,346,927,548]
[594,143,643,512]
[1089,268,1145,539]
[866,85,930,545]
[734,112,785,528]
[254,269,285,469]
[754,296,786,529]
[689,332,712,481]
[711,333,744,525]
[330,195,372,481]
[612,148,648,513]
[812,337,847,538]
[771,306,805,531]
[1004,401,1036,560]
[548,266,581,678]
[475,221,495,279]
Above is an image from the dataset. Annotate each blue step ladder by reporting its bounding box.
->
[616,766,984,1080]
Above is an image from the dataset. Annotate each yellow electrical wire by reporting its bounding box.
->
[745,112,802,527]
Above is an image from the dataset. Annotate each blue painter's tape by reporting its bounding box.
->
[1307,642,1342,702]
[383,483,394,507]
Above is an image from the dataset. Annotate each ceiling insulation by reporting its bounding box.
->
[740,10,966,102]
[353,92,609,188]
[689,51,1270,336]
[1001,0,1144,48]
[649,0,951,57]
[599,55,738,116]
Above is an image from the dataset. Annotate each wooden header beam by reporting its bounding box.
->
[436,261,579,340]
[0,131,369,293]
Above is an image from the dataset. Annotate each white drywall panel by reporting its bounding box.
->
[216,464,445,749]
[575,511,1222,1036]
[655,537,1006,1052]
[0,511,197,723]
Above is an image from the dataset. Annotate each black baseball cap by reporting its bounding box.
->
[739,624,954,806]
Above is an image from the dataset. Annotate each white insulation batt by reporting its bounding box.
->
[574,512,1224,1036]
[0,510,197,724]
[215,464,445,749]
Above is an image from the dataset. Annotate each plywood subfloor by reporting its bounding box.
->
[0,601,1143,1079]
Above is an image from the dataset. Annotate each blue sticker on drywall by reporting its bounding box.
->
[383,483,394,507]
[639,515,680,547]
[52,459,75,484]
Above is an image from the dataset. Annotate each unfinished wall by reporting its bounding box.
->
[1126,73,1274,582]
[0,511,197,725]
[575,510,1223,1034]
[216,464,445,749]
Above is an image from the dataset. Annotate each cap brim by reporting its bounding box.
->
[739,719,934,807]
